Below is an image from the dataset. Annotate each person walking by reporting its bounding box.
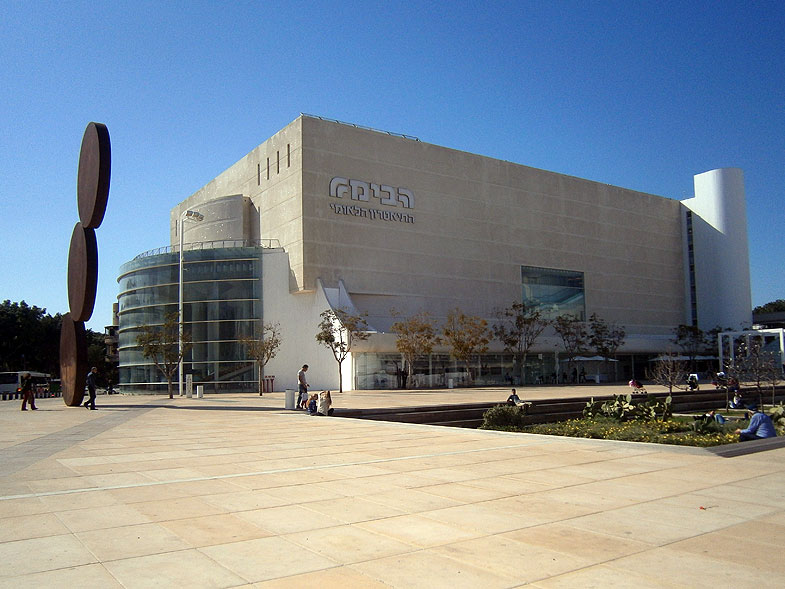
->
[84,367,98,410]
[297,364,309,409]
[20,372,37,411]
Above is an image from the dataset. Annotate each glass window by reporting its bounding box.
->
[117,246,264,394]
[521,265,585,320]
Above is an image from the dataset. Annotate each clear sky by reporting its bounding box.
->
[1,0,783,332]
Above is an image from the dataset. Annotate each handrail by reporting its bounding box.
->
[133,239,282,260]
[300,113,420,141]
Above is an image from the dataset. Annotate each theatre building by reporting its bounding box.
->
[116,114,753,393]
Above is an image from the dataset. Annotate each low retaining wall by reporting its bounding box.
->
[334,387,785,429]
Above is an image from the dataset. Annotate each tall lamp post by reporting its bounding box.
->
[179,209,204,396]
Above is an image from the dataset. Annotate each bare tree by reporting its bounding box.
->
[493,302,548,385]
[645,352,688,394]
[390,310,440,388]
[589,313,626,382]
[240,322,282,395]
[736,338,780,409]
[672,324,710,373]
[137,311,191,399]
[553,314,588,383]
[442,308,490,385]
[315,309,370,393]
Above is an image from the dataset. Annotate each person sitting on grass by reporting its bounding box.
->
[704,410,726,424]
[735,409,777,442]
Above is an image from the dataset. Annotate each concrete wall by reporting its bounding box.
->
[172,118,304,287]
[261,249,342,392]
[172,117,756,364]
[299,116,685,336]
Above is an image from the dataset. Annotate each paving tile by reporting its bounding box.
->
[0,563,124,589]
[502,522,653,561]
[130,495,229,522]
[417,481,513,503]
[421,502,540,535]
[530,563,678,588]
[302,495,407,524]
[667,530,785,573]
[285,524,414,564]
[719,519,785,548]
[103,549,247,588]
[235,504,346,535]
[352,548,516,588]
[0,512,70,542]
[56,503,151,532]
[433,533,592,584]
[0,534,97,577]
[608,546,777,588]
[2,390,785,588]
[566,510,697,545]
[199,536,337,583]
[105,550,244,589]
[201,489,293,512]
[76,522,191,561]
[356,513,481,547]
[0,496,49,518]
[259,482,346,505]
[253,565,389,588]
[161,513,270,547]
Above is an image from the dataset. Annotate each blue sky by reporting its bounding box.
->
[1,0,783,332]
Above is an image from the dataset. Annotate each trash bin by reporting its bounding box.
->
[448,378,454,389]
[285,389,296,410]
[196,385,204,399]
[263,375,275,394]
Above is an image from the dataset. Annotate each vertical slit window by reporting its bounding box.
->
[287,144,291,167]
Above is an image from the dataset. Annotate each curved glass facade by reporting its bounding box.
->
[117,246,262,393]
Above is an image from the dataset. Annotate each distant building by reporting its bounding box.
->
[117,115,753,393]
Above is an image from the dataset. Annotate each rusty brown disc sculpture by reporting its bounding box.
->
[77,122,111,229]
[67,222,98,322]
[60,313,88,407]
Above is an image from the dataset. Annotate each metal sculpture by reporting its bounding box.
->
[61,122,111,406]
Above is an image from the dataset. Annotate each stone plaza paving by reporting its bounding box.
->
[1,388,784,588]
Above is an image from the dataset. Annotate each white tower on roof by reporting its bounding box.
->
[682,168,752,331]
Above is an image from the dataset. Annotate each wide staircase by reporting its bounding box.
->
[334,387,785,429]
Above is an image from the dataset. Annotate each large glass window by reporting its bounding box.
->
[521,265,585,320]
[117,246,264,394]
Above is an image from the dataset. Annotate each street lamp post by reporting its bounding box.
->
[179,209,204,396]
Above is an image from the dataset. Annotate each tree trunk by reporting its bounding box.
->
[258,363,263,396]
[521,353,527,386]
[338,362,343,393]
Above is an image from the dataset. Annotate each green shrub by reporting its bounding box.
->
[481,404,528,429]
[601,394,635,421]
[583,393,673,423]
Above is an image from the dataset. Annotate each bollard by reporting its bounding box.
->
[284,389,295,410]
[196,385,204,399]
